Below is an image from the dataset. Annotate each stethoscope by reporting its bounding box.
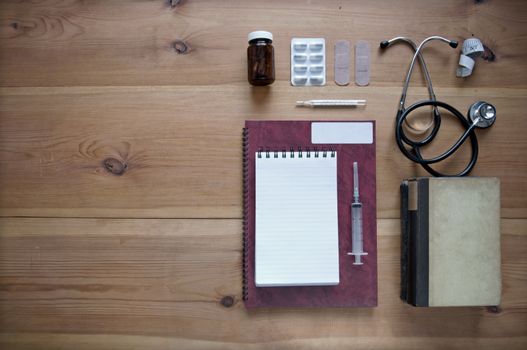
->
[380,36,497,177]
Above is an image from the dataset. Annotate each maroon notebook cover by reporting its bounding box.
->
[243,120,377,308]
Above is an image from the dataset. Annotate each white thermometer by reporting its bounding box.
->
[296,99,367,107]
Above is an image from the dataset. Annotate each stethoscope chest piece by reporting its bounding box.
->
[380,35,497,177]
[468,101,497,129]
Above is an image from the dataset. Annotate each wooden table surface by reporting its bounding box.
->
[0,1,526,349]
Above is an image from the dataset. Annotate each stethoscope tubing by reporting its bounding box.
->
[396,100,479,177]
[384,35,480,177]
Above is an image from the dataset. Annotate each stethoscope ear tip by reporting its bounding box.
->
[379,40,389,49]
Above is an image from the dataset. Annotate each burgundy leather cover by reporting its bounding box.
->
[243,120,377,308]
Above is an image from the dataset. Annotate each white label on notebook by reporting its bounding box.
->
[255,151,339,287]
[311,122,373,144]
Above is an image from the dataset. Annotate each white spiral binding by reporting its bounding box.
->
[257,148,335,159]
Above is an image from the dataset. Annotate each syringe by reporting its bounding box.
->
[347,162,368,265]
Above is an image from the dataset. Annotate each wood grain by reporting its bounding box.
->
[1,334,526,350]
[1,0,526,348]
[0,85,526,218]
[0,0,526,88]
[0,218,525,349]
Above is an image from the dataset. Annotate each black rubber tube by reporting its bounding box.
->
[395,100,479,177]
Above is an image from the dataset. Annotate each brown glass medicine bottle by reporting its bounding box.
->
[247,31,275,86]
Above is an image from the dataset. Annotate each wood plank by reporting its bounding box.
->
[0,218,525,349]
[0,85,526,218]
[1,1,526,349]
[1,0,526,88]
[1,334,526,350]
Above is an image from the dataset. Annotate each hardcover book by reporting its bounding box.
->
[400,177,501,307]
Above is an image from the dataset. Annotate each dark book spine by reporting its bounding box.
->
[405,179,429,307]
[409,209,418,305]
[414,178,429,307]
[400,181,409,302]
[242,128,249,301]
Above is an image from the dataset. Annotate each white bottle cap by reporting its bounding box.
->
[248,31,273,43]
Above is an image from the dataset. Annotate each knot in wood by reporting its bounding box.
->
[220,295,235,308]
[172,40,190,54]
[486,305,501,314]
[103,158,127,175]
[170,0,182,7]
[482,44,496,62]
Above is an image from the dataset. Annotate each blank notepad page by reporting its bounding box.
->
[255,151,339,287]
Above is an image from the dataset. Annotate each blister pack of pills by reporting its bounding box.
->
[290,38,326,86]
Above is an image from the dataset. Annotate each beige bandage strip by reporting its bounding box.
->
[334,40,350,86]
[355,40,370,86]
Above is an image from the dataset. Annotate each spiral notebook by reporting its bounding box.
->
[255,150,339,287]
[243,120,378,308]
